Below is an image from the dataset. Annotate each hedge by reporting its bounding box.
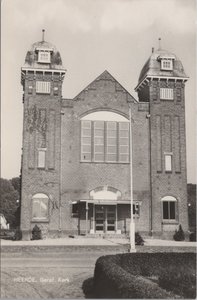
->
[120,253,195,277]
[159,265,196,299]
[92,253,196,299]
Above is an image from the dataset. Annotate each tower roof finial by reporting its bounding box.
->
[42,29,45,42]
[158,37,161,50]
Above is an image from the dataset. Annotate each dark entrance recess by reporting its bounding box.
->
[95,205,116,233]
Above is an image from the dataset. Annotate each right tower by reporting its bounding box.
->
[135,42,189,237]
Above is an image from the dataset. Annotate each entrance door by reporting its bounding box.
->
[95,205,116,233]
[95,205,105,232]
[106,206,116,232]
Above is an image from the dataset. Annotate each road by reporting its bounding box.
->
[1,248,124,299]
[1,244,195,299]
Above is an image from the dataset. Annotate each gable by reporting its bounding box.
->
[73,70,137,103]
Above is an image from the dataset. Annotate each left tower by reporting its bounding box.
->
[20,31,66,240]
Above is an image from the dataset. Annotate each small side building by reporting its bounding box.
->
[0,214,9,230]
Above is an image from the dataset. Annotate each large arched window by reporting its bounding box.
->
[161,196,177,220]
[32,193,49,221]
[81,111,130,163]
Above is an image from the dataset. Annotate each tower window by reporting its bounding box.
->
[160,88,174,100]
[161,59,173,70]
[38,51,51,63]
[38,149,46,168]
[164,154,172,172]
[32,193,49,221]
[163,201,175,219]
[161,196,177,221]
[36,81,51,94]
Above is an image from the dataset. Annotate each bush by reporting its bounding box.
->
[173,224,185,241]
[31,225,42,240]
[135,232,144,245]
[13,227,22,240]
[92,253,196,299]
[82,278,95,298]
[189,231,196,242]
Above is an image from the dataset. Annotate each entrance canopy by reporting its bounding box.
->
[72,186,131,205]
[79,199,131,205]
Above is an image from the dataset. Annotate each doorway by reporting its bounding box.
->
[95,205,116,233]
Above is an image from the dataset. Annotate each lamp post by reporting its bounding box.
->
[129,104,136,252]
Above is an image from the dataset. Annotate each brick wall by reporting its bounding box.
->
[148,79,188,235]
[20,72,63,240]
[60,71,150,234]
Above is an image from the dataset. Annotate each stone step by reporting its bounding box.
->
[70,233,128,239]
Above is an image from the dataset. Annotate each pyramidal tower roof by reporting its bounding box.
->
[23,30,65,70]
[136,39,188,91]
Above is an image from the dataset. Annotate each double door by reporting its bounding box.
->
[95,205,116,233]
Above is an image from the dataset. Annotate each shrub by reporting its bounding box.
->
[13,227,22,240]
[173,224,185,241]
[93,253,196,299]
[189,231,196,242]
[31,225,42,240]
[135,232,144,245]
[82,278,95,298]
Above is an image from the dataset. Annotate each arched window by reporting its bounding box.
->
[32,193,49,221]
[81,111,130,163]
[161,196,177,220]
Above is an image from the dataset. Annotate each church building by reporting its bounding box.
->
[20,33,189,240]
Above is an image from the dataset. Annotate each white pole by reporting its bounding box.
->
[129,105,136,252]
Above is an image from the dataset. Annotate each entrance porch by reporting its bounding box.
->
[71,186,139,235]
[72,200,132,235]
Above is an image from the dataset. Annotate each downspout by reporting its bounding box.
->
[148,103,153,236]
[129,104,136,252]
[59,98,63,234]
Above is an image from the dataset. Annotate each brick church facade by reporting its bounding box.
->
[20,36,189,240]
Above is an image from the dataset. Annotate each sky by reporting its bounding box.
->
[1,0,196,183]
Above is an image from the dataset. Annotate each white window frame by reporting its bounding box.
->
[164,153,172,172]
[38,148,46,168]
[161,59,173,70]
[36,81,51,94]
[160,88,174,100]
[38,51,51,63]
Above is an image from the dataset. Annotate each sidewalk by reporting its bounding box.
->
[0,237,196,247]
